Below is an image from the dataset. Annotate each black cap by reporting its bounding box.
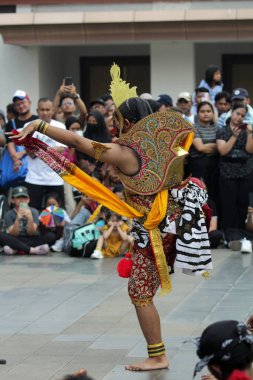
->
[12,186,29,198]
[157,94,173,107]
[89,98,105,107]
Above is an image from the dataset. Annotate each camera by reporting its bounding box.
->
[64,77,73,86]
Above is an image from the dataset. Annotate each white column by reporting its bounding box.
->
[150,41,195,106]
[0,35,39,113]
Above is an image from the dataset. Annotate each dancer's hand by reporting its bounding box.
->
[7,120,38,141]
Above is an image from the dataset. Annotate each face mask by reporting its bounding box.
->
[86,123,99,129]
[74,130,83,137]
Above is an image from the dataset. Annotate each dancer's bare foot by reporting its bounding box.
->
[125,355,169,371]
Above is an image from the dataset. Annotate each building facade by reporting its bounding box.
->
[0,0,253,110]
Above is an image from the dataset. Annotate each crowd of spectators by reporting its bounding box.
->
[0,65,253,256]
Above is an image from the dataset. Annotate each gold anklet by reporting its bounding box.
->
[147,342,165,357]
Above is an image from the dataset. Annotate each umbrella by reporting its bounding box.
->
[39,205,65,227]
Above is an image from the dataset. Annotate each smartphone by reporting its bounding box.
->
[249,193,253,207]
[238,123,247,130]
[19,202,29,209]
[64,76,73,86]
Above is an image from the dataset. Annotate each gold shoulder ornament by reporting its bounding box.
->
[91,141,111,162]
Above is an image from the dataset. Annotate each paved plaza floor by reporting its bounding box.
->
[0,248,252,380]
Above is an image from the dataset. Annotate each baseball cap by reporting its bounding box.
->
[157,94,173,107]
[12,90,30,102]
[90,98,105,107]
[231,88,249,100]
[177,92,192,102]
[140,93,153,100]
[12,186,29,198]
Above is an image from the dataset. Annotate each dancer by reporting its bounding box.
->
[9,64,212,371]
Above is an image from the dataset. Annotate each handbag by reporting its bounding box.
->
[0,120,28,188]
[63,223,101,257]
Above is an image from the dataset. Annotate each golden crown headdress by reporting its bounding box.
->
[110,63,137,107]
[110,63,138,134]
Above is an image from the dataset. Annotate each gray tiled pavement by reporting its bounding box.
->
[0,248,252,380]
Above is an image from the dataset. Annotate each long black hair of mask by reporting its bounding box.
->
[84,111,111,143]
[118,97,153,124]
[197,320,253,379]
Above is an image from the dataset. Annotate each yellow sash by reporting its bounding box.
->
[62,164,171,294]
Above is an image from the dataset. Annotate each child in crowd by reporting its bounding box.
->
[91,212,133,259]
[39,192,71,252]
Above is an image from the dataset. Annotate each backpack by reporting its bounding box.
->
[63,223,100,257]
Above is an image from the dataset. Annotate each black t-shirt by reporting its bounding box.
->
[5,115,38,143]
[216,125,253,179]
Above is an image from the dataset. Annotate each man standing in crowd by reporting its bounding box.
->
[5,90,37,174]
[176,92,195,123]
[24,97,66,210]
[53,80,87,125]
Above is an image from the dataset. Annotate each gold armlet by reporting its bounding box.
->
[34,119,49,135]
[91,141,111,161]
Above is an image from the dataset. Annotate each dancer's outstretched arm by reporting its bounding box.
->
[8,119,139,176]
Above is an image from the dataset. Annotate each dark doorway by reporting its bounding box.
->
[80,56,150,106]
[222,54,253,97]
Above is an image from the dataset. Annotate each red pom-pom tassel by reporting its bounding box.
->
[117,252,133,278]
[228,369,251,380]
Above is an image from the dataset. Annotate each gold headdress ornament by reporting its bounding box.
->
[110,63,138,134]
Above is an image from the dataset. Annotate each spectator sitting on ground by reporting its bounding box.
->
[53,79,87,125]
[70,195,95,225]
[193,320,253,380]
[227,206,253,254]
[40,192,71,253]
[91,212,133,259]
[0,186,56,255]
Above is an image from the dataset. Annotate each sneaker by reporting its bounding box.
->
[3,246,17,255]
[34,244,50,255]
[240,238,252,254]
[50,238,64,252]
[228,240,241,251]
[90,249,104,259]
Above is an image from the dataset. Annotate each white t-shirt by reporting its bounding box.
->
[25,119,66,186]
